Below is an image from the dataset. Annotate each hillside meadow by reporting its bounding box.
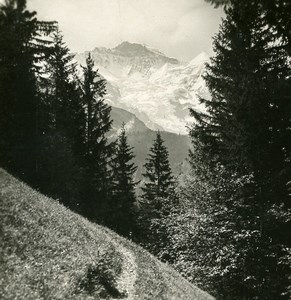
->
[0,168,214,300]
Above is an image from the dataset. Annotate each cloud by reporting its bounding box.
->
[27,0,224,61]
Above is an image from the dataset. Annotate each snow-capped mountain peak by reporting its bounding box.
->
[75,42,209,134]
[75,42,179,78]
[113,41,161,58]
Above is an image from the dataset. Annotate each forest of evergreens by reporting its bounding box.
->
[0,0,290,299]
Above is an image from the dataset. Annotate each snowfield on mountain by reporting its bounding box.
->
[75,42,209,134]
[0,168,215,300]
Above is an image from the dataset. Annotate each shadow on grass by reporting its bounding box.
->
[76,265,127,299]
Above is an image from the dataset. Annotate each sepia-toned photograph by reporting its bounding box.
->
[1,0,290,299]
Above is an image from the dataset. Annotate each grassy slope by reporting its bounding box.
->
[0,169,214,300]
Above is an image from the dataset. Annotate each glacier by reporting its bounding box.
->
[75,42,209,135]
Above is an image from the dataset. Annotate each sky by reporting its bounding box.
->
[26,0,224,61]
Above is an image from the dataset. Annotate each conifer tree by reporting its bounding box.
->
[0,0,56,183]
[42,31,83,135]
[141,131,174,201]
[37,30,84,208]
[189,2,291,299]
[110,124,137,235]
[39,30,85,158]
[80,54,114,222]
[138,132,175,260]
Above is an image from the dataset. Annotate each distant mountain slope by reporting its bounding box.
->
[75,42,209,134]
[110,106,151,134]
[110,107,191,179]
[0,169,215,300]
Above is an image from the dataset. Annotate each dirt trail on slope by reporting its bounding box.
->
[80,221,137,299]
[101,229,137,300]
[114,242,137,299]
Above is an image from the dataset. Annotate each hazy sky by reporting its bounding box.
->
[26,0,224,61]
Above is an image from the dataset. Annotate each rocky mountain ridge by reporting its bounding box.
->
[75,42,209,134]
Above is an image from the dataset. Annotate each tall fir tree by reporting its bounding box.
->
[110,123,137,236]
[41,30,83,137]
[37,30,84,209]
[0,0,56,183]
[141,131,174,201]
[80,53,114,222]
[189,1,291,299]
[137,132,176,261]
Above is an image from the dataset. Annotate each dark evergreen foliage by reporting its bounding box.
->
[141,131,174,201]
[110,124,138,236]
[137,132,175,255]
[0,0,56,183]
[36,30,84,209]
[79,54,114,222]
[205,0,291,54]
[189,1,291,299]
